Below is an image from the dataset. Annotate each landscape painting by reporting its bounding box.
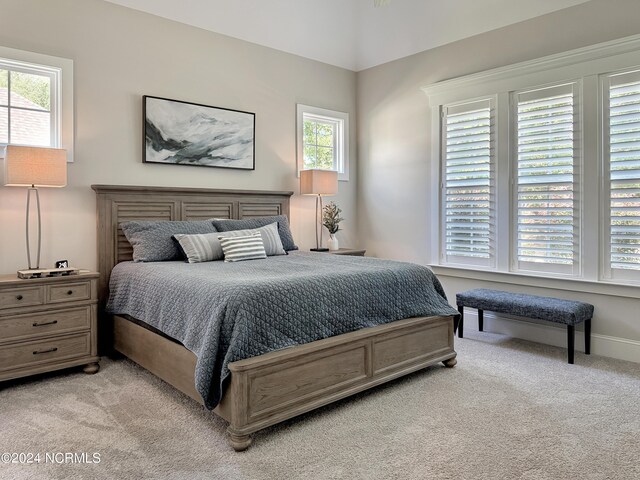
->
[143,96,255,170]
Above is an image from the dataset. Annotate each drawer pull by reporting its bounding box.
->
[67,290,74,295]
[16,295,23,301]
[33,320,58,327]
[33,347,58,355]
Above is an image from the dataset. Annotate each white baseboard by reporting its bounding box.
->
[459,310,640,364]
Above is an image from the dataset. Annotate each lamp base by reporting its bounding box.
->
[17,267,80,279]
[310,248,330,252]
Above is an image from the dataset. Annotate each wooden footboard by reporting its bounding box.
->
[113,314,456,451]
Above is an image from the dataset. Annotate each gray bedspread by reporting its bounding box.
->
[106,252,458,409]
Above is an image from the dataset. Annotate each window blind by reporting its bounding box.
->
[515,84,578,271]
[442,100,494,264]
[608,73,640,273]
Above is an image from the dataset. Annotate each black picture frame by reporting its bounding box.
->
[143,95,255,170]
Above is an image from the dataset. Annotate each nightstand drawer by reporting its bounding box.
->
[46,281,92,304]
[0,333,91,373]
[0,306,92,344]
[0,286,44,310]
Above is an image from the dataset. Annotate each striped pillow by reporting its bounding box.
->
[219,232,267,262]
[174,222,285,263]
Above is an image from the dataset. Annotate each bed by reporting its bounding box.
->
[93,184,458,451]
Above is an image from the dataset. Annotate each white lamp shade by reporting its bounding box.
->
[300,169,338,196]
[4,145,67,187]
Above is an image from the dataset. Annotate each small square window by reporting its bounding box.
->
[297,104,349,181]
[0,46,73,161]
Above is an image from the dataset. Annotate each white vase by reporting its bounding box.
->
[328,233,339,251]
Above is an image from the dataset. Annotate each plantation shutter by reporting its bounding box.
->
[442,99,494,266]
[514,84,579,274]
[607,71,640,278]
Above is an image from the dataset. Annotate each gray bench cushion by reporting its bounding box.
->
[456,288,593,326]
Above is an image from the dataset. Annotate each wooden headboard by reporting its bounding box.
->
[92,184,293,305]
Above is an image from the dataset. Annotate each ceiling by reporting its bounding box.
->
[105,0,592,71]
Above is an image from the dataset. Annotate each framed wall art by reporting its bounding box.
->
[143,95,255,170]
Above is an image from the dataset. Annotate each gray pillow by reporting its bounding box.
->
[120,220,217,262]
[212,215,298,251]
[174,222,286,263]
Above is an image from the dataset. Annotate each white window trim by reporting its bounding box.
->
[0,46,74,162]
[424,33,640,286]
[296,104,349,181]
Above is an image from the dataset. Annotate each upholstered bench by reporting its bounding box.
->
[455,289,594,364]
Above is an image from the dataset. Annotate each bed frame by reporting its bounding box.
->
[92,184,457,451]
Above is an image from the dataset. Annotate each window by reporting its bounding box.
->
[424,34,640,285]
[0,63,55,147]
[441,99,495,266]
[603,70,640,280]
[513,84,580,275]
[296,104,349,180]
[0,46,73,160]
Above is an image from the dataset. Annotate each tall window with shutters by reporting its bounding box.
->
[430,38,640,285]
[513,84,580,275]
[604,71,640,281]
[441,99,495,266]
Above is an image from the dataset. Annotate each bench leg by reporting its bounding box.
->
[478,309,484,332]
[584,319,591,355]
[456,305,464,338]
[567,325,575,364]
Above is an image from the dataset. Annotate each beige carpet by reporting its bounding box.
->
[1,332,639,480]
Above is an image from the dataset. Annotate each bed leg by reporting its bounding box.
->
[442,356,457,368]
[228,430,252,452]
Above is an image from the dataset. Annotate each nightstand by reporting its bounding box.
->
[0,272,100,382]
[326,248,366,256]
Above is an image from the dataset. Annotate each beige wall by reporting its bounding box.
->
[0,0,357,274]
[356,0,640,359]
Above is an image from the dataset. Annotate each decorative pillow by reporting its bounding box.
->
[219,232,267,262]
[174,222,285,263]
[212,215,298,251]
[120,220,217,262]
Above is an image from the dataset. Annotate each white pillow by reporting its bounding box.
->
[174,222,284,263]
[219,232,267,262]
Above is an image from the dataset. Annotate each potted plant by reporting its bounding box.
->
[322,201,344,251]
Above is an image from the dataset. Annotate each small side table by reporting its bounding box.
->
[0,271,100,382]
[325,248,366,257]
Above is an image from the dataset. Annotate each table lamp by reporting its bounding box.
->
[300,169,338,251]
[4,145,67,276]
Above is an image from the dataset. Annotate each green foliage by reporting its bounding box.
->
[322,201,344,234]
[0,71,50,110]
[303,119,335,169]
[303,121,315,145]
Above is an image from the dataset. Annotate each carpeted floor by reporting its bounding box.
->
[1,332,639,480]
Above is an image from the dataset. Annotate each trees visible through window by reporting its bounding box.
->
[296,104,349,180]
[303,116,337,170]
[0,64,55,147]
